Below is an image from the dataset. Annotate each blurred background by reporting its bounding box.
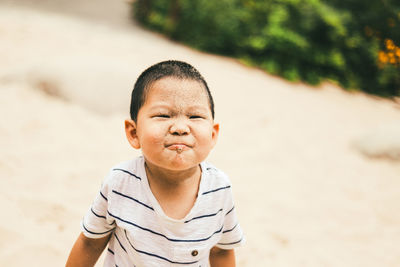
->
[0,0,399,266]
[132,0,400,97]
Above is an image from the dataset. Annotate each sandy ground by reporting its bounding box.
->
[1,1,400,266]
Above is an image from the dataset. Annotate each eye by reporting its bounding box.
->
[189,115,204,119]
[152,114,170,118]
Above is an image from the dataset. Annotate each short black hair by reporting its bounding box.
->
[130,60,214,122]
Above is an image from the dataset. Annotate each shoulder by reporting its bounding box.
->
[102,157,145,188]
[200,162,232,196]
[201,162,231,183]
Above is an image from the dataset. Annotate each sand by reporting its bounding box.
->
[1,1,400,266]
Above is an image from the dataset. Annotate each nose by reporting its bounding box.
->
[169,118,190,135]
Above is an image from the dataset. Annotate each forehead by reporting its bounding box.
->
[144,77,210,106]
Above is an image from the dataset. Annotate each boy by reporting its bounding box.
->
[66,60,244,266]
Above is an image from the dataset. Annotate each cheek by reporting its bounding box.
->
[140,126,165,145]
[195,126,215,143]
[143,133,164,145]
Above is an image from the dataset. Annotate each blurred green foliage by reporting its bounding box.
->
[132,0,400,96]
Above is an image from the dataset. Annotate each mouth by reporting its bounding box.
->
[165,143,192,152]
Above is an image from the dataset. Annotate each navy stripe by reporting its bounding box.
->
[112,190,154,211]
[184,209,223,223]
[124,230,198,265]
[202,185,231,195]
[113,168,141,180]
[114,233,127,252]
[218,237,243,246]
[100,191,108,201]
[225,206,235,216]
[108,248,114,255]
[91,208,106,219]
[108,210,222,242]
[222,223,238,234]
[82,222,115,235]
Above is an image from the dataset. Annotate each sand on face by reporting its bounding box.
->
[1,2,400,267]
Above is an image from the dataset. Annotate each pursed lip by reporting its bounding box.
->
[165,143,192,151]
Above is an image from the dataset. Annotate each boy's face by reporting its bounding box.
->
[125,77,219,172]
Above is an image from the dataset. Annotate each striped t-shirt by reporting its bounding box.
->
[82,156,244,267]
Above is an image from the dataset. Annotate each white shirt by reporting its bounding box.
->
[82,156,244,267]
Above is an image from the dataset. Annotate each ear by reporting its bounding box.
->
[211,123,219,148]
[125,119,141,149]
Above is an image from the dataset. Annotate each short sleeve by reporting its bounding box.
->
[81,170,116,238]
[216,186,244,249]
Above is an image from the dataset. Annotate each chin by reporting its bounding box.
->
[164,157,200,171]
[166,162,197,171]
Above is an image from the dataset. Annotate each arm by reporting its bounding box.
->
[66,233,111,267]
[209,246,236,267]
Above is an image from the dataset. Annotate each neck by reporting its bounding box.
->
[144,160,202,219]
[144,161,201,192]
